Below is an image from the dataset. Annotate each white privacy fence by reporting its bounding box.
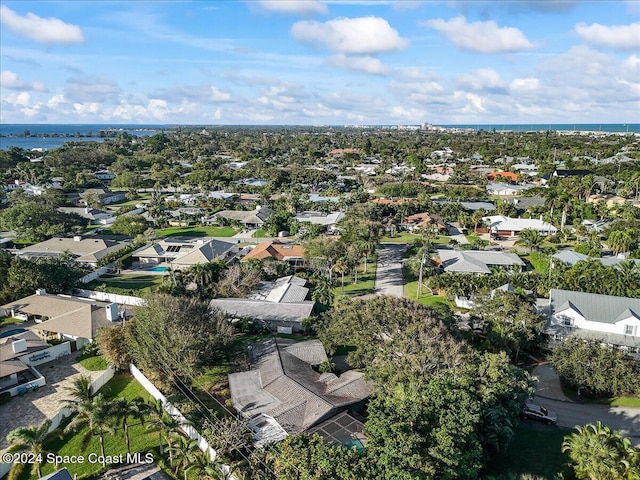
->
[79,263,116,284]
[129,364,237,479]
[74,288,145,306]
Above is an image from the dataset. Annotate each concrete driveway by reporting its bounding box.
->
[0,352,106,451]
[374,243,407,297]
[532,364,640,445]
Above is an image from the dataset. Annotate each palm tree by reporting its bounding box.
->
[147,399,183,466]
[113,396,148,455]
[515,229,544,253]
[169,434,200,480]
[607,230,634,256]
[334,257,349,290]
[64,374,94,410]
[6,419,52,478]
[562,421,640,480]
[64,394,116,468]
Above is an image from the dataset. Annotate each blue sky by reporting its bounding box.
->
[1,0,638,125]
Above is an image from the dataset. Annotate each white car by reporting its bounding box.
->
[523,403,558,425]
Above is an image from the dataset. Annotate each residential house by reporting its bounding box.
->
[542,289,640,355]
[436,249,524,274]
[553,169,592,178]
[210,206,274,229]
[586,194,627,208]
[228,338,370,444]
[211,275,314,332]
[294,211,345,234]
[58,206,116,225]
[487,171,519,182]
[486,183,534,197]
[93,170,116,182]
[482,215,557,236]
[39,469,74,480]
[132,237,237,270]
[17,236,131,267]
[240,242,305,266]
[400,213,446,232]
[0,330,49,397]
[80,188,126,205]
[0,291,122,349]
[235,178,268,188]
[434,200,496,212]
[552,249,640,268]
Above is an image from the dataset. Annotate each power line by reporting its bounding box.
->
[131,314,283,479]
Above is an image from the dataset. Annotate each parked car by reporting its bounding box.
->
[523,403,557,425]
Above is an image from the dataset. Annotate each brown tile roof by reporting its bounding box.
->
[240,242,305,262]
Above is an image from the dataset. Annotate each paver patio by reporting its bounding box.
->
[0,351,107,451]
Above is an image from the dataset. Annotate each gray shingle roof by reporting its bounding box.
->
[549,289,640,325]
[229,339,370,433]
[210,298,315,323]
[437,249,524,274]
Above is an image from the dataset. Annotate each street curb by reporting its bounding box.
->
[535,393,575,404]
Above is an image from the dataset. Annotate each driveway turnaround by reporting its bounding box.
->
[532,364,640,445]
[374,243,407,297]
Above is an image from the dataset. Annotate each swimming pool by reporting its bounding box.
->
[0,328,27,339]
[148,265,168,272]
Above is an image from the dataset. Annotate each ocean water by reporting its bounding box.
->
[0,123,637,150]
[0,124,171,150]
[438,123,639,133]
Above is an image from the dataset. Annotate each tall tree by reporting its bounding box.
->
[127,294,233,384]
[6,419,52,478]
[562,422,640,480]
[64,394,117,468]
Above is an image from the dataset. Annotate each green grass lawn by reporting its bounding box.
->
[0,316,27,328]
[252,228,268,238]
[85,273,165,295]
[381,231,418,243]
[156,225,237,237]
[20,374,157,480]
[404,280,451,308]
[483,421,573,479]
[78,355,109,371]
[333,261,377,299]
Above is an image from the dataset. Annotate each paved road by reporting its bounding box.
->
[533,396,640,444]
[374,243,407,297]
[446,222,469,244]
[532,364,640,444]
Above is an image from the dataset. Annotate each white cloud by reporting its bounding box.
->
[455,68,506,92]
[210,86,232,102]
[47,95,67,108]
[575,22,640,50]
[64,77,120,103]
[0,70,47,92]
[0,5,84,44]
[257,0,328,15]
[327,54,391,75]
[510,77,540,93]
[421,16,534,53]
[291,16,409,54]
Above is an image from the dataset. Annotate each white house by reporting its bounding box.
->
[543,289,640,355]
[483,215,557,236]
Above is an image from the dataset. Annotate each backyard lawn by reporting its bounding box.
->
[332,261,377,299]
[85,273,165,295]
[484,421,573,479]
[156,225,238,237]
[404,280,451,308]
[20,374,157,480]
